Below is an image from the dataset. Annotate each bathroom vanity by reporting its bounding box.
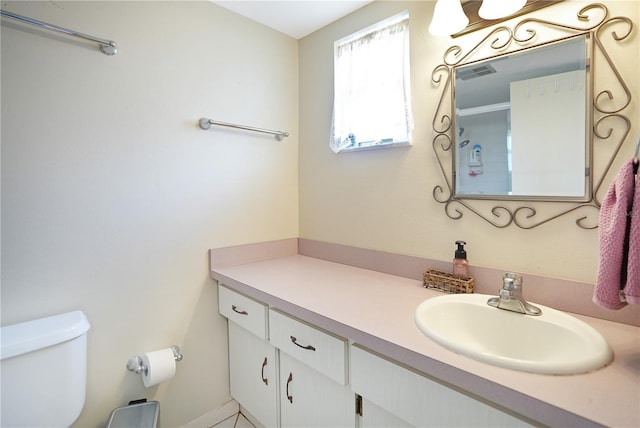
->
[211,239,640,427]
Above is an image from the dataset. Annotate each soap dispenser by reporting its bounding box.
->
[453,240,469,278]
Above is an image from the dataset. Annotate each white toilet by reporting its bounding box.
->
[1,310,91,427]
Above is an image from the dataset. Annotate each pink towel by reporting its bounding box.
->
[623,161,640,303]
[594,159,635,309]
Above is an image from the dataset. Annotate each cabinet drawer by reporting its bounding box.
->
[219,285,268,340]
[269,309,347,385]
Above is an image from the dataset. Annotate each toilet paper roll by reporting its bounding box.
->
[142,348,176,388]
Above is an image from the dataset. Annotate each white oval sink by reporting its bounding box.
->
[414,294,613,375]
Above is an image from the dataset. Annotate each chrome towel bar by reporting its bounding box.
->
[0,10,117,55]
[199,118,289,141]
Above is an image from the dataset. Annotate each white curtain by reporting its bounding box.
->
[330,13,412,153]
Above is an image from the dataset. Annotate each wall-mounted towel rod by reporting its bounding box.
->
[199,118,289,141]
[0,10,117,55]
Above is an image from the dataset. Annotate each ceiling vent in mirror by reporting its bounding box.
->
[457,64,497,80]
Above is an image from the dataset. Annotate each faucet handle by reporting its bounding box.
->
[502,277,515,291]
[503,272,522,290]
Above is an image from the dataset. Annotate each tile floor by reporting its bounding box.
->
[211,412,255,428]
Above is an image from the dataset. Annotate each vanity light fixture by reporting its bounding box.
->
[428,0,469,36]
[429,0,527,36]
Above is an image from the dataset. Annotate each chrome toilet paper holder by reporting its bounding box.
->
[126,345,183,375]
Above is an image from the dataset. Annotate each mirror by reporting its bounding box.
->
[431,3,633,228]
[454,36,589,199]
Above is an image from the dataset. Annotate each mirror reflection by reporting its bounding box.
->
[454,36,589,199]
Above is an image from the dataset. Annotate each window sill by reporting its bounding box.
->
[338,140,411,153]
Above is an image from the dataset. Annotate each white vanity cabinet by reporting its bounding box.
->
[219,284,532,428]
[219,285,355,428]
[350,345,533,427]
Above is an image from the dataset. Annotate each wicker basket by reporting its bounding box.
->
[423,269,474,294]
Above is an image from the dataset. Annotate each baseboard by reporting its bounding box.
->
[181,400,239,428]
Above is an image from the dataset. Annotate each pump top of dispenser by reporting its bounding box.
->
[455,240,467,259]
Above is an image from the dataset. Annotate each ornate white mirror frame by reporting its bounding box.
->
[431,3,633,229]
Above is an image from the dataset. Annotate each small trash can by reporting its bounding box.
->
[106,400,159,428]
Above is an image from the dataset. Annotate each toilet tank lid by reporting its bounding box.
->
[1,310,90,360]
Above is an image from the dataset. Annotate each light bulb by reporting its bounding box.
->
[479,0,527,20]
[428,0,469,36]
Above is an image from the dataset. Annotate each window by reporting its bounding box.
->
[330,11,413,153]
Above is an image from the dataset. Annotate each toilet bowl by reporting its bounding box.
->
[0,310,90,427]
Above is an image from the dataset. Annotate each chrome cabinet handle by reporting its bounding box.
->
[261,357,268,386]
[290,335,316,351]
[286,372,293,403]
[231,305,248,315]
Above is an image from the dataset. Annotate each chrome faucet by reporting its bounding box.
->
[487,273,542,316]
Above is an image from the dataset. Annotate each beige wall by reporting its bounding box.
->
[299,0,639,284]
[1,1,298,426]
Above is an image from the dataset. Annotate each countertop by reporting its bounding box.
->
[211,254,640,427]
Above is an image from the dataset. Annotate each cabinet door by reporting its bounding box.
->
[279,351,354,428]
[351,345,532,427]
[228,321,278,428]
[360,397,413,428]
